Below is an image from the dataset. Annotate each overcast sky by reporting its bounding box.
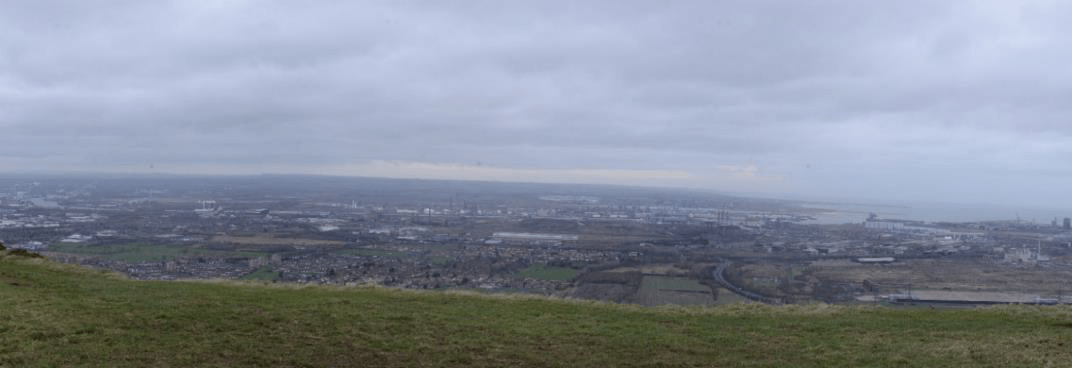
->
[3,1,1072,208]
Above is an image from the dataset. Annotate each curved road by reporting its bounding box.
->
[712,259,782,305]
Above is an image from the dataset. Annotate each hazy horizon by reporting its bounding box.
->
[7,170,1072,223]
[4,1,1072,209]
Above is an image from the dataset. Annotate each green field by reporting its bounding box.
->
[47,243,265,262]
[749,277,780,288]
[634,276,714,306]
[714,287,753,304]
[240,267,281,282]
[516,264,578,281]
[4,251,1072,367]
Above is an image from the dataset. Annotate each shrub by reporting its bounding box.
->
[9,249,43,258]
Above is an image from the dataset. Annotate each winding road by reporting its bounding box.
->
[712,259,782,305]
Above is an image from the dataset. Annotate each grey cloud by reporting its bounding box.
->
[3,1,1072,206]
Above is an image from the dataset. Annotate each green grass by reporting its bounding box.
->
[3,253,1072,367]
[48,243,265,262]
[240,267,281,282]
[516,264,578,281]
[714,287,754,304]
[749,278,780,288]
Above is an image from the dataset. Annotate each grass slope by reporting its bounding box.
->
[2,253,1072,367]
[48,243,265,262]
[240,267,281,282]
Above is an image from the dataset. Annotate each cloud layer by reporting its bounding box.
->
[3,1,1072,206]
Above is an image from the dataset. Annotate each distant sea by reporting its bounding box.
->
[800,201,1072,225]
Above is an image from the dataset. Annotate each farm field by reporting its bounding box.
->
[605,264,692,275]
[634,276,714,306]
[714,287,752,304]
[807,259,1072,294]
[640,276,710,291]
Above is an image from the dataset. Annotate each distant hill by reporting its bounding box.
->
[2,251,1070,367]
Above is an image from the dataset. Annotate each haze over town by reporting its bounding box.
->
[8,4,1072,366]
[3,1,1072,209]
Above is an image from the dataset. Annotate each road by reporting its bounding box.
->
[711,259,782,305]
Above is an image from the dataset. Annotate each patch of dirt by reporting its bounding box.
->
[2,277,32,288]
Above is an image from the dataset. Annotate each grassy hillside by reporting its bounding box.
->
[2,251,1072,367]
